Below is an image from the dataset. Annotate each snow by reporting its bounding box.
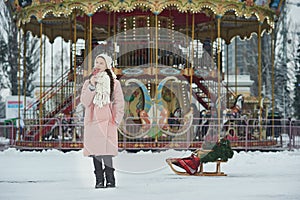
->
[288,0,300,27]
[0,137,9,145]
[0,148,300,200]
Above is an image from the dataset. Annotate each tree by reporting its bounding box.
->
[0,1,19,96]
[23,32,40,97]
[0,2,39,97]
[272,4,299,118]
[293,42,300,119]
[237,34,273,98]
[6,23,19,96]
[0,37,9,91]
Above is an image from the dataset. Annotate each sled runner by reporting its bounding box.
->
[166,149,228,176]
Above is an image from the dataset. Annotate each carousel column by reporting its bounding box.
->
[17,28,22,141]
[235,37,238,95]
[72,12,77,142]
[113,12,117,64]
[23,29,27,115]
[188,13,195,145]
[217,15,222,138]
[226,44,229,108]
[39,21,44,142]
[88,15,93,74]
[43,36,46,106]
[51,38,54,84]
[185,13,189,73]
[59,27,65,141]
[271,30,275,138]
[60,29,64,134]
[155,13,159,142]
[22,28,27,141]
[83,16,87,75]
[258,22,263,140]
[189,13,195,103]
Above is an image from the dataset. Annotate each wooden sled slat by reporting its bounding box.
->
[198,161,227,176]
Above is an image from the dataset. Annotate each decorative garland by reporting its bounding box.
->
[200,138,234,163]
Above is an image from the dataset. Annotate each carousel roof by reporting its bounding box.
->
[6,0,282,43]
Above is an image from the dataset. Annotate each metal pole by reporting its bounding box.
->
[17,28,21,141]
[258,22,262,140]
[73,12,77,142]
[39,21,43,142]
[88,15,92,74]
[190,13,194,103]
[271,29,275,139]
[226,44,229,108]
[235,37,238,95]
[155,14,158,142]
[217,15,222,138]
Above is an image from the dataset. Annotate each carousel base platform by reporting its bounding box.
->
[12,140,279,151]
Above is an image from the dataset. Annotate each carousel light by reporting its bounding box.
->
[147,16,150,28]
[124,18,127,32]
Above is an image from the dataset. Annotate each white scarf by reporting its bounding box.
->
[93,71,111,108]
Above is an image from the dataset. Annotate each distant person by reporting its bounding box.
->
[80,54,125,188]
[190,104,201,140]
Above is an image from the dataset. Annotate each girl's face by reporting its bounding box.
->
[93,57,107,74]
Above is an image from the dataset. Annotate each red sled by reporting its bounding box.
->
[166,150,227,176]
[166,154,200,175]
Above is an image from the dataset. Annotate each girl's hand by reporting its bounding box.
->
[89,75,97,86]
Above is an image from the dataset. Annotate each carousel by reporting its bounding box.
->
[6,0,284,150]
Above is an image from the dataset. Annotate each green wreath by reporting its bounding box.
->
[200,138,234,163]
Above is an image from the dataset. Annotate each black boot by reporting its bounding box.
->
[104,167,115,188]
[94,170,105,188]
[93,156,105,189]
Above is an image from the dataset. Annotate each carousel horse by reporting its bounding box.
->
[158,107,170,130]
[168,107,182,130]
[221,94,245,140]
[194,109,210,141]
[257,97,265,122]
[120,76,193,139]
[139,110,151,131]
[118,79,153,139]
[222,94,244,125]
[161,108,193,136]
[156,76,193,136]
[251,97,267,139]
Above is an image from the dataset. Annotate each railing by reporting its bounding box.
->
[1,117,300,151]
[24,69,82,119]
[23,68,84,140]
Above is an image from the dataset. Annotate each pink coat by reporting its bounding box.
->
[80,79,125,156]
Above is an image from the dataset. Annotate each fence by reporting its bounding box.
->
[0,117,299,151]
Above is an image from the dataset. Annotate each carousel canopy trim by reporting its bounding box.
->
[10,0,276,26]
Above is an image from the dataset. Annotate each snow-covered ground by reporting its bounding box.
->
[0,137,9,145]
[0,148,300,200]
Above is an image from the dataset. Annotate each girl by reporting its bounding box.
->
[80,54,124,188]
